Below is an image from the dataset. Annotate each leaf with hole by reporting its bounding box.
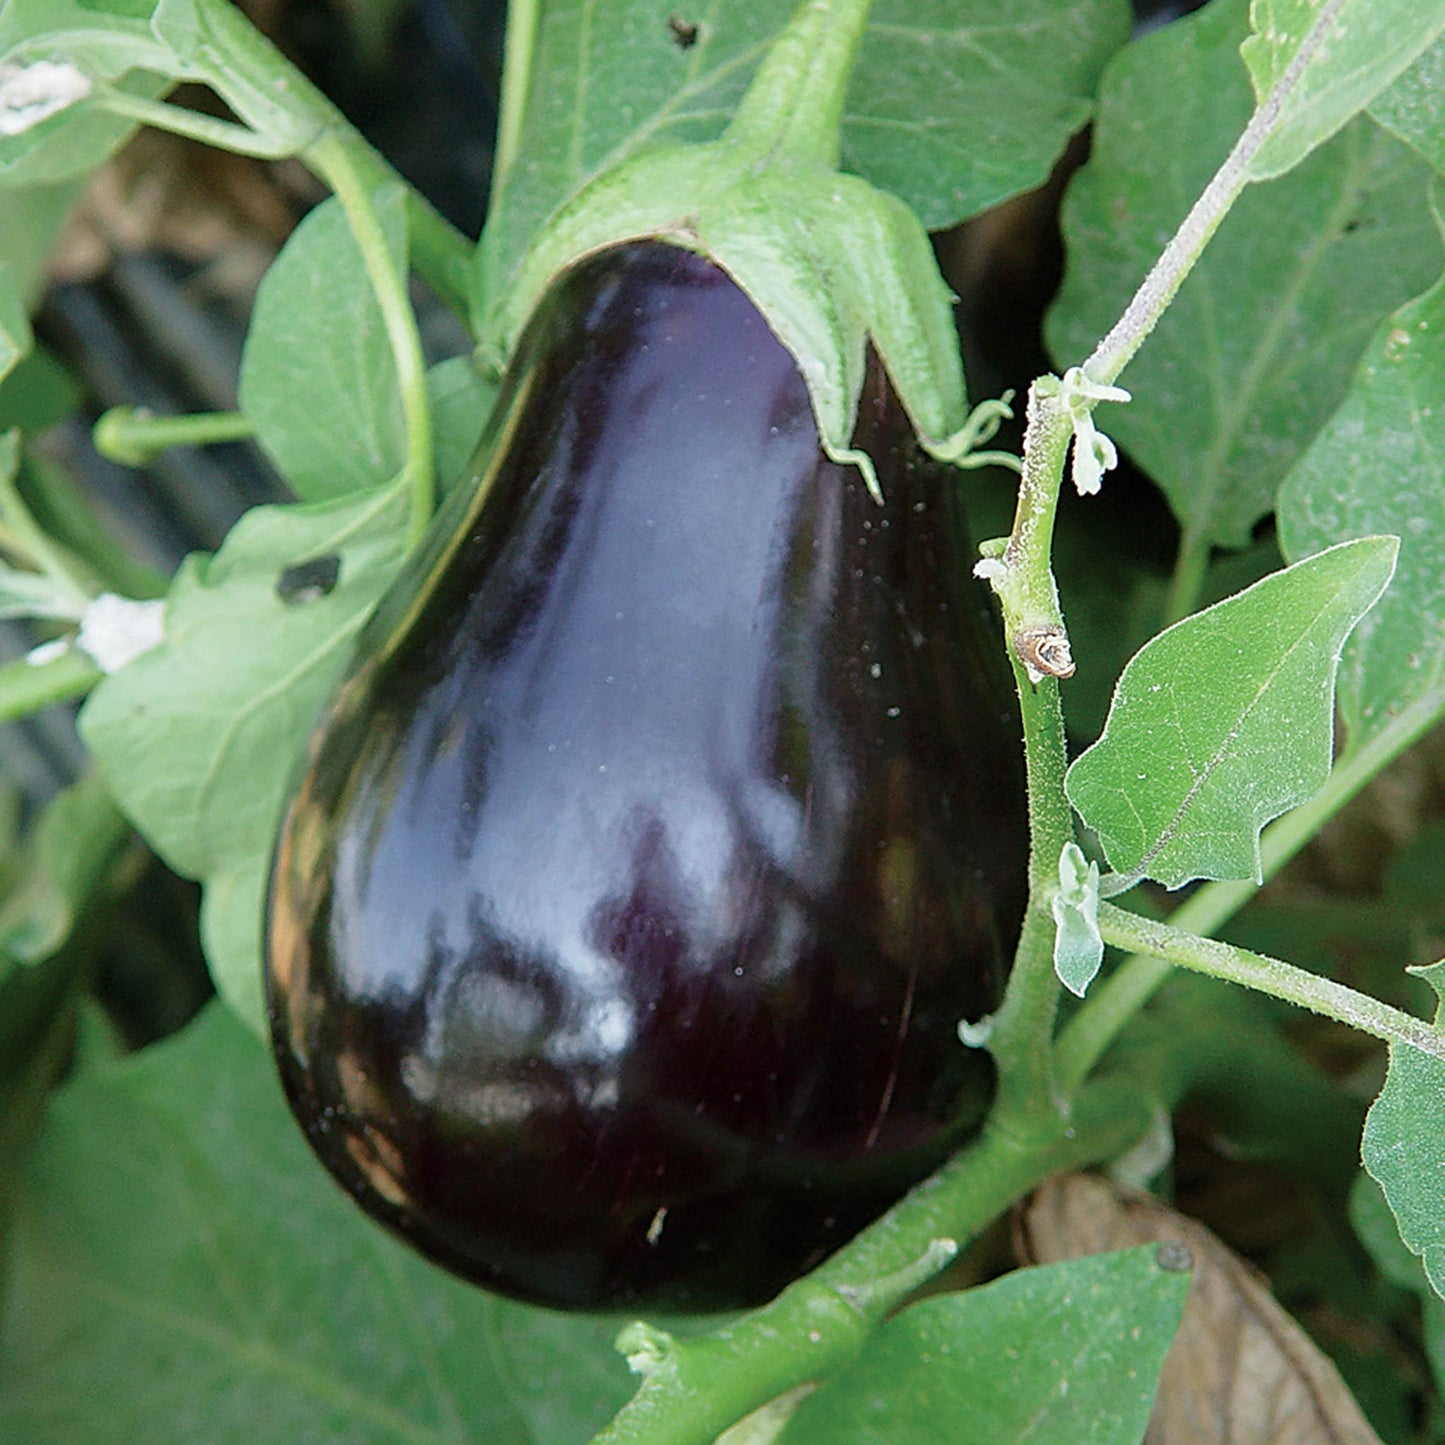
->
[78,485,407,1029]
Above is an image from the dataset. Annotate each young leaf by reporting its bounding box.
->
[0,774,128,967]
[78,486,407,1029]
[1241,0,1445,181]
[1277,272,1445,748]
[1361,962,1445,1303]
[427,355,497,497]
[1369,34,1445,175]
[777,1247,1189,1445]
[479,0,1129,326]
[1048,0,1441,553]
[0,1004,635,1443]
[237,191,407,502]
[1053,842,1104,997]
[1065,538,1397,890]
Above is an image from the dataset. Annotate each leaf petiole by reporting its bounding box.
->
[1093,899,1445,1062]
[305,137,435,549]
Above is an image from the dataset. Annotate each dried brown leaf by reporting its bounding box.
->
[1017,1173,1382,1445]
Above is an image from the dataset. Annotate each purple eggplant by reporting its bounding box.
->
[265,240,1028,1312]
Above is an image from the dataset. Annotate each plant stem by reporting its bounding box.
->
[1055,689,1445,1092]
[1083,0,1348,389]
[0,447,92,610]
[973,381,1078,1130]
[987,662,1070,1133]
[94,408,253,467]
[724,0,875,170]
[490,0,540,212]
[308,135,435,548]
[100,0,475,321]
[1094,900,1445,1059]
[93,89,297,157]
[1162,526,1210,628]
[590,1080,1149,1445]
[0,649,101,724]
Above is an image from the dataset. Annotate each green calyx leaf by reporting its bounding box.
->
[478,0,996,496]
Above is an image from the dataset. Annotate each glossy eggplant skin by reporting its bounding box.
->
[266,240,1028,1313]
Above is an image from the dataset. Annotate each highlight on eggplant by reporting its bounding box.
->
[265,240,1028,1313]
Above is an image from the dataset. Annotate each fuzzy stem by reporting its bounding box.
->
[590,1080,1149,1445]
[722,0,875,170]
[1083,0,1348,389]
[308,135,435,547]
[1055,689,1445,1092]
[490,0,540,209]
[1095,900,1445,1060]
[0,649,101,723]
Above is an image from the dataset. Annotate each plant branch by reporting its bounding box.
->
[94,408,253,467]
[1055,690,1445,1091]
[308,135,436,548]
[1084,0,1348,387]
[490,0,540,212]
[1094,900,1445,1060]
[590,1079,1150,1445]
[0,649,101,724]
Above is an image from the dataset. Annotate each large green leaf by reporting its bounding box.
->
[1370,34,1445,174]
[1241,0,1445,180]
[779,1248,1189,1444]
[78,486,407,1028]
[1048,0,1441,553]
[1277,271,1445,749]
[238,193,408,502]
[0,1004,635,1443]
[1065,538,1397,889]
[1362,964,1445,1303]
[479,0,1129,331]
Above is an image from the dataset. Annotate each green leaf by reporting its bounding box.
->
[0,1004,635,1443]
[1241,0,1445,181]
[778,1248,1189,1445]
[0,775,128,968]
[1065,538,1397,890]
[78,486,407,1029]
[0,185,78,314]
[0,0,170,186]
[0,342,83,433]
[148,0,321,152]
[1369,33,1445,174]
[1277,271,1445,748]
[1048,0,1442,551]
[480,0,1129,330]
[1361,963,1445,1303]
[238,193,407,502]
[1052,842,1104,997]
[427,355,497,497]
[0,259,27,386]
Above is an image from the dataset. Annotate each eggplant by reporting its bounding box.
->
[265,240,1028,1313]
